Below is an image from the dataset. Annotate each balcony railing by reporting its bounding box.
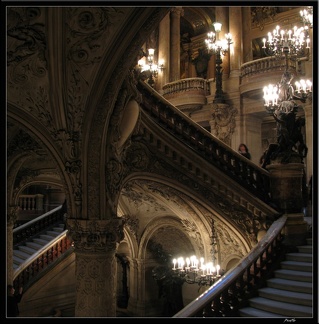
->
[162,77,210,97]
[240,56,298,84]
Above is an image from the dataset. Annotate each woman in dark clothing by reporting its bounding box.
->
[238,143,251,160]
[7,285,23,317]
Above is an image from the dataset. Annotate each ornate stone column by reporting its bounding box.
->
[158,12,170,90]
[242,7,253,63]
[229,7,242,75]
[169,7,183,82]
[67,218,124,317]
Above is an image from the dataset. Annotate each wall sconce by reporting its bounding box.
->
[137,48,164,87]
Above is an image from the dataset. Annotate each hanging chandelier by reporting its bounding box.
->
[205,22,232,103]
[262,25,310,60]
[300,6,313,28]
[171,219,222,287]
[262,10,312,114]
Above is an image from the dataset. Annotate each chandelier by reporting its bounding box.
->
[171,219,222,288]
[262,11,312,114]
[300,6,313,28]
[205,22,232,103]
[262,25,310,61]
[137,48,164,87]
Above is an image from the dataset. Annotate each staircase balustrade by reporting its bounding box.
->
[13,233,72,291]
[13,205,65,247]
[173,215,287,317]
[138,81,272,204]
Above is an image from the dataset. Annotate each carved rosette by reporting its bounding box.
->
[67,218,124,252]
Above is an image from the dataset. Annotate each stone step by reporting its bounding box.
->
[239,307,285,317]
[13,249,32,260]
[268,277,312,293]
[40,234,57,240]
[26,241,44,250]
[274,268,312,283]
[248,296,312,317]
[47,230,63,236]
[258,287,312,306]
[297,245,312,254]
[280,260,312,272]
[18,245,38,255]
[13,255,25,265]
[53,224,65,231]
[33,238,50,245]
[285,252,312,263]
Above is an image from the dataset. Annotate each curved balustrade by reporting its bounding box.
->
[173,215,287,317]
[240,56,298,83]
[137,80,272,204]
[162,77,210,96]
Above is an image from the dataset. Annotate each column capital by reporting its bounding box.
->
[170,7,184,17]
[67,218,124,252]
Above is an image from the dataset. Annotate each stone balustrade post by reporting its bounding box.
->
[267,161,308,246]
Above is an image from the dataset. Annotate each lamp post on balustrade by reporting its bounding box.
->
[205,22,237,146]
[205,22,232,104]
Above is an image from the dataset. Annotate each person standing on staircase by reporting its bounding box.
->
[7,285,23,317]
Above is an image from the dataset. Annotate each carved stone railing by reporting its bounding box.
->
[18,194,44,211]
[162,78,210,110]
[240,56,298,84]
[173,215,287,317]
[162,77,210,96]
[137,80,272,205]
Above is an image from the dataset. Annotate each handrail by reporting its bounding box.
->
[173,215,287,317]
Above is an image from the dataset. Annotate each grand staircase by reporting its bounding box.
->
[13,223,66,271]
[239,231,313,317]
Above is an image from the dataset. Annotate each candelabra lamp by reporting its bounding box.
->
[205,22,232,103]
[171,219,222,288]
